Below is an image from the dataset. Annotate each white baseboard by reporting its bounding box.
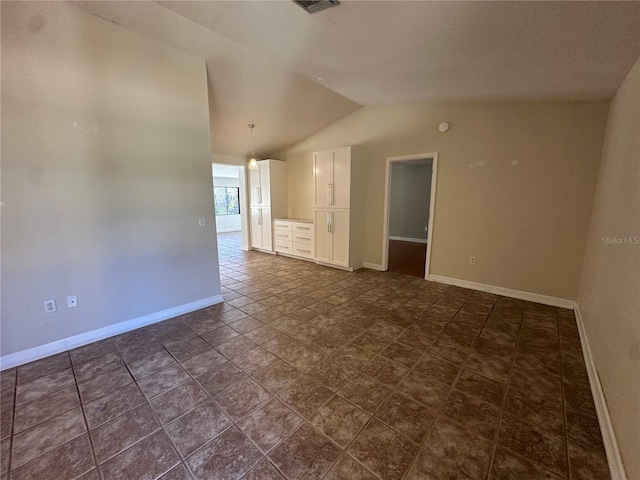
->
[363,262,386,271]
[0,295,224,371]
[389,236,427,244]
[573,305,627,480]
[314,260,354,272]
[427,274,575,309]
[252,248,276,255]
[275,252,316,264]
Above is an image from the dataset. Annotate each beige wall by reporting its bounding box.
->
[578,57,640,478]
[1,2,220,356]
[275,101,609,300]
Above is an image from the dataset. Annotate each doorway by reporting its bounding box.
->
[212,163,250,255]
[382,153,437,279]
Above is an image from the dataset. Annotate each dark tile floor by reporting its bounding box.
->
[0,232,610,479]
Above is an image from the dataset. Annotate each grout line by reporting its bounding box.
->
[483,305,523,480]
[557,308,572,480]
[70,359,101,480]
[6,370,18,478]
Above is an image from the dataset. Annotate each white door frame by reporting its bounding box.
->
[381,152,438,279]
[237,165,250,251]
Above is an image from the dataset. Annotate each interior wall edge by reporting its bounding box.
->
[574,304,628,480]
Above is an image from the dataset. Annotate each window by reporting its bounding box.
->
[214,186,240,215]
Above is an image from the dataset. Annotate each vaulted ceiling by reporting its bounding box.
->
[72,1,640,157]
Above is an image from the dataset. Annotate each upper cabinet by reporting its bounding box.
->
[248,159,287,213]
[249,160,275,206]
[313,147,353,209]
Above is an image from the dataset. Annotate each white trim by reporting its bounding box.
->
[388,236,427,244]
[382,153,438,280]
[216,228,242,233]
[427,274,575,309]
[315,260,353,272]
[363,262,385,271]
[252,248,276,255]
[275,252,316,263]
[0,295,224,371]
[573,305,627,480]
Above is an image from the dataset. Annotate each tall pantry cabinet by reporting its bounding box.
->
[249,159,287,252]
[313,146,365,270]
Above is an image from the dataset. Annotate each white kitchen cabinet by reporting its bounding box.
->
[249,161,275,206]
[248,159,286,252]
[313,146,365,271]
[314,211,331,264]
[291,242,314,260]
[313,147,352,209]
[314,210,350,268]
[273,219,315,261]
[250,207,272,251]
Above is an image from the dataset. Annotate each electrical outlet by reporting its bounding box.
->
[469,256,477,265]
[198,217,206,227]
[67,295,78,308]
[44,300,56,313]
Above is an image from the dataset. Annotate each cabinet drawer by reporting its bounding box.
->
[292,222,314,234]
[274,231,292,242]
[292,232,313,244]
[292,242,314,259]
[275,241,293,253]
[273,221,292,231]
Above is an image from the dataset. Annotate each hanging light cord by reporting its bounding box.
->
[249,123,255,158]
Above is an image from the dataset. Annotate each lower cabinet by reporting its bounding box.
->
[273,229,293,255]
[273,220,314,260]
[291,227,314,259]
[314,209,350,268]
[250,207,272,251]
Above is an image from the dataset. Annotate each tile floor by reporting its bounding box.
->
[0,232,610,480]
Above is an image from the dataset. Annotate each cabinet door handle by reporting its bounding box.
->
[296,236,309,240]
[297,248,311,253]
[328,183,333,205]
[276,234,288,238]
[257,186,262,204]
[297,227,310,230]
[258,210,262,225]
[328,212,333,233]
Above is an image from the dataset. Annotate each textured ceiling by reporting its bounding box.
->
[72,1,640,156]
[71,1,360,158]
[160,0,640,105]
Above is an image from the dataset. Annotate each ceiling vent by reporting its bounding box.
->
[293,0,340,14]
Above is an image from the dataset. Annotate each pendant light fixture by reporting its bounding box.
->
[247,123,258,170]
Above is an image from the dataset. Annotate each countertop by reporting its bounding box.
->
[273,218,314,224]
